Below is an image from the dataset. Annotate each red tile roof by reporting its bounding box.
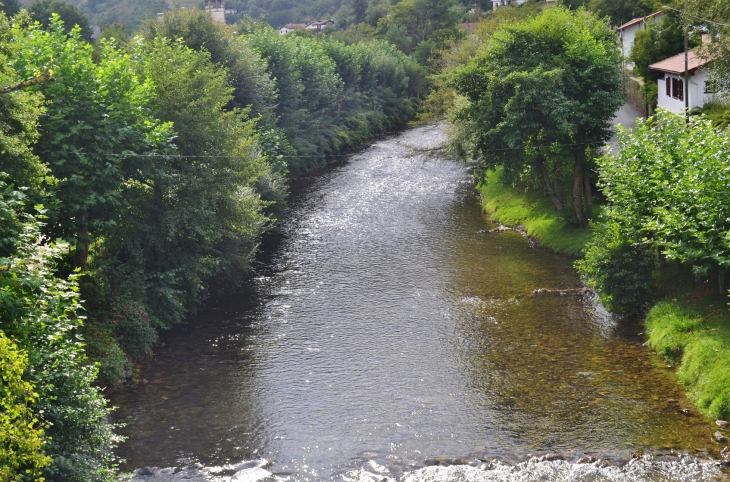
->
[616,11,662,31]
[649,50,711,75]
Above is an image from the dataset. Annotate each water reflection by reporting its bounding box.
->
[112,125,716,480]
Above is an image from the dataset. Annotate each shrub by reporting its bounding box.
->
[576,221,656,315]
[0,333,51,482]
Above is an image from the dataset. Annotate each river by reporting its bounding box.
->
[112,124,724,481]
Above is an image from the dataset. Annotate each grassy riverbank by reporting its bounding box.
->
[478,168,592,256]
[646,270,730,420]
[479,169,730,422]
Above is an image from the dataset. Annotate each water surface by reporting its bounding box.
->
[112,125,718,480]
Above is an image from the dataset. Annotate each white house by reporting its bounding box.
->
[492,0,527,9]
[306,19,334,31]
[279,23,307,35]
[204,0,226,24]
[616,12,663,71]
[649,50,714,114]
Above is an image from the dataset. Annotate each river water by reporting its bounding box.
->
[112,125,724,481]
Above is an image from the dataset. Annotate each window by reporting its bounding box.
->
[666,78,671,96]
[705,80,717,94]
[671,77,684,101]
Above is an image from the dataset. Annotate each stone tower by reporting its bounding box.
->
[205,0,225,24]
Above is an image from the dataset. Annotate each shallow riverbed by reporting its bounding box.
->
[112,124,723,481]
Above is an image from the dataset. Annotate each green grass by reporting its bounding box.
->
[478,167,593,256]
[646,271,730,420]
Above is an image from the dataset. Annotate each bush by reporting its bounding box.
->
[576,221,656,315]
[0,333,51,482]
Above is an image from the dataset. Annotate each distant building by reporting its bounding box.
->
[205,0,226,24]
[306,19,334,32]
[279,23,307,35]
[491,0,527,10]
[650,50,715,114]
[616,12,663,71]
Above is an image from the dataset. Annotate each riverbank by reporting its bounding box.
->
[478,170,730,426]
[646,268,730,422]
[477,168,592,256]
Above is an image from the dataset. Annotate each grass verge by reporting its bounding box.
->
[478,167,593,256]
[646,269,730,420]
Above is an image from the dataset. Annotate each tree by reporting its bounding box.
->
[29,0,93,42]
[377,0,460,54]
[352,0,367,23]
[588,0,656,26]
[0,0,19,16]
[139,8,277,122]
[0,13,47,202]
[686,0,730,93]
[449,7,623,226]
[10,15,171,270]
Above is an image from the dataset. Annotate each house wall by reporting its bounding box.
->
[656,69,714,114]
[619,23,641,68]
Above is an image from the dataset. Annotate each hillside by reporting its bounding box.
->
[22,0,489,31]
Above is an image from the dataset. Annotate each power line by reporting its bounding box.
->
[662,5,730,28]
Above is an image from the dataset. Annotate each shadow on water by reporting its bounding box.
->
[111,124,722,481]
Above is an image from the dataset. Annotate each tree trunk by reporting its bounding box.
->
[720,270,727,296]
[572,162,587,227]
[71,215,89,271]
[583,174,592,219]
[535,155,564,213]
[658,246,666,268]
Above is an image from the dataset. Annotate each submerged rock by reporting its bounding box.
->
[714,431,728,444]
[716,420,729,428]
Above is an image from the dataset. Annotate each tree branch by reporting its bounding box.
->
[0,71,55,95]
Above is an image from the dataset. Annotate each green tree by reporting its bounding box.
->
[352,0,367,23]
[0,0,19,16]
[29,0,93,42]
[0,13,47,202]
[588,0,656,26]
[685,0,730,93]
[10,15,171,270]
[449,7,622,226]
[575,221,656,315]
[140,8,277,122]
[629,12,684,80]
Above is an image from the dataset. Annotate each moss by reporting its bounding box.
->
[478,167,593,256]
[646,273,730,420]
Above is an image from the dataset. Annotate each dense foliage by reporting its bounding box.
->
[578,111,730,312]
[447,6,623,227]
[1,182,120,482]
